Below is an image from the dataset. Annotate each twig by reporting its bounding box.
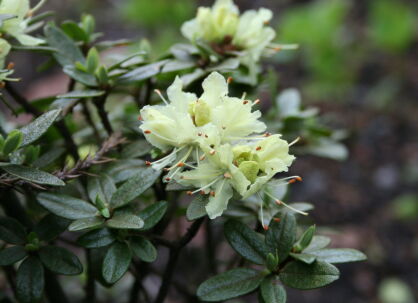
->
[153,218,205,303]
[93,92,113,136]
[84,250,96,303]
[81,102,101,142]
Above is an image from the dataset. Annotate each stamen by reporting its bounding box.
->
[263,225,269,231]
[138,115,142,121]
[289,137,300,147]
[177,162,185,167]
[263,132,271,137]
[209,150,216,155]
[265,192,308,215]
[273,218,281,222]
[223,172,232,179]
[227,76,233,84]
[256,146,262,151]
[186,191,193,195]
[243,100,249,105]
[190,176,222,195]
[144,130,151,134]
[154,89,169,105]
[210,191,215,197]
[241,92,247,100]
[145,161,151,166]
[253,99,261,105]
[7,62,14,70]
[200,155,206,161]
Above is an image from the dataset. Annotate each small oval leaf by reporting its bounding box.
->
[139,201,168,231]
[77,228,116,248]
[260,276,287,303]
[39,246,83,275]
[16,256,44,303]
[2,165,65,186]
[0,217,26,245]
[102,241,132,284]
[0,246,27,266]
[197,268,264,301]
[309,249,367,264]
[130,236,157,263]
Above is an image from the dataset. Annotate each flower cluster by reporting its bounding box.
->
[0,0,44,81]
[140,72,296,219]
[181,0,295,84]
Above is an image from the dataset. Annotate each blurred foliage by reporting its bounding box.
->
[391,194,418,222]
[368,0,417,54]
[378,278,415,303]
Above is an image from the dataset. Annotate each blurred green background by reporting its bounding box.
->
[7,0,418,302]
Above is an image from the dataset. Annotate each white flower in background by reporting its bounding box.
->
[0,0,45,68]
[140,72,297,220]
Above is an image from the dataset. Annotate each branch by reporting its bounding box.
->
[153,218,205,303]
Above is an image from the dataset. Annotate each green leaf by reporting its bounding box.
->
[130,236,157,263]
[186,195,208,221]
[303,236,331,252]
[61,20,88,42]
[103,159,146,183]
[3,130,23,155]
[207,58,240,72]
[57,90,105,99]
[37,192,98,220]
[106,212,144,230]
[308,248,367,264]
[77,228,116,248]
[260,276,287,303]
[224,220,268,265]
[102,241,132,284]
[139,201,168,231]
[120,140,152,158]
[197,268,264,301]
[44,24,85,67]
[293,225,315,252]
[63,65,98,86]
[0,217,26,244]
[16,256,44,303]
[39,246,83,275]
[20,109,61,147]
[2,165,65,186]
[87,174,116,205]
[289,252,316,264]
[110,168,160,209]
[265,213,296,262]
[0,246,27,266]
[161,59,195,73]
[34,214,71,242]
[280,261,340,290]
[86,48,100,73]
[118,60,169,83]
[69,217,104,231]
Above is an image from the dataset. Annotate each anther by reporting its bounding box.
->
[224,172,232,179]
[209,150,216,155]
[145,161,152,166]
[273,218,281,222]
[186,191,193,195]
[253,99,261,105]
[275,200,282,205]
[263,225,269,231]
[138,115,142,121]
[256,146,262,151]
[210,191,215,197]
[200,155,206,161]
[198,132,202,136]
[263,132,271,137]
[243,100,249,105]
[177,162,185,167]
[163,168,170,171]
[200,190,206,195]
[222,126,226,130]
[7,62,15,70]
[227,76,233,84]
[288,179,296,184]
[204,134,208,138]
[274,47,281,52]
[295,176,303,182]
[144,130,152,134]
[165,177,171,182]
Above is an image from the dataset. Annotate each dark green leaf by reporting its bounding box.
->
[293,225,315,252]
[207,58,240,72]
[0,217,26,244]
[118,60,169,83]
[39,246,83,275]
[280,261,340,290]
[260,276,287,303]
[139,201,168,231]
[16,256,44,303]
[87,174,116,205]
[289,252,316,264]
[103,159,146,183]
[44,24,85,67]
[77,228,116,248]
[63,65,97,86]
[61,21,88,42]
[224,220,268,265]
[265,213,296,262]
[102,241,132,284]
[110,167,160,209]
[34,214,71,241]
[20,109,61,147]
[37,192,98,220]
[186,195,208,221]
[303,236,331,252]
[308,249,367,264]
[69,217,104,231]
[130,236,157,263]
[0,246,27,266]
[120,140,152,158]
[57,90,105,99]
[106,213,144,230]
[161,60,195,73]
[197,268,264,301]
[2,165,65,186]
